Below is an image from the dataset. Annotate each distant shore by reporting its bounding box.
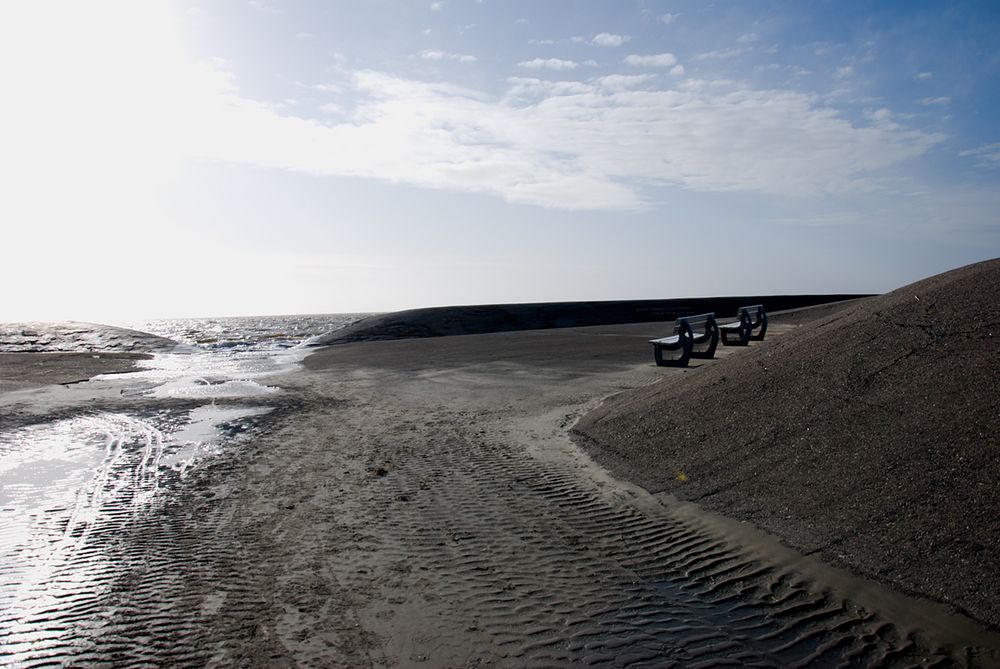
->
[0,352,152,394]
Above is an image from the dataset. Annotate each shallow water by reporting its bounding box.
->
[0,314,361,665]
[0,407,275,663]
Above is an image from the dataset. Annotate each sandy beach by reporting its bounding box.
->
[2,287,999,667]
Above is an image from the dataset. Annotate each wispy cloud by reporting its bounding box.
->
[866,108,893,122]
[960,143,1000,168]
[248,0,282,14]
[696,48,749,61]
[771,212,868,227]
[833,65,854,79]
[595,74,655,90]
[919,96,951,105]
[313,82,343,93]
[737,33,758,44]
[430,1,443,11]
[660,13,680,25]
[915,71,933,80]
[518,58,578,71]
[623,53,677,67]
[592,33,630,47]
[175,64,943,210]
[419,49,477,63]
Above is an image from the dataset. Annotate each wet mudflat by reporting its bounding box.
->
[1,320,998,667]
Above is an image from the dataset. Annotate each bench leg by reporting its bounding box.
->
[750,316,768,341]
[721,328,749,346]
[653,343,690,367]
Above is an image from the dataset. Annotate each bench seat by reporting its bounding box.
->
[651,313,719,367]
[720,305,767,346]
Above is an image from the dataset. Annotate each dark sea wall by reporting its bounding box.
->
[308,295,871,345]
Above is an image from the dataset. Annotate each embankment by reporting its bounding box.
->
[573,258,1000,628]
[309,294,868,345]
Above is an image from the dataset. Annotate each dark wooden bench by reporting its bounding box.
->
[650,313,719,367]
[720,305,768,346]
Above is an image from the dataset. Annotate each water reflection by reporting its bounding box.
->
[0,406,268,664]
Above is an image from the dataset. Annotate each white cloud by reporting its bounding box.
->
[159,66,944,210]
[596,74,655,90]
[430,1,443,11]
[737,33,758,44]
[959,143,1000,168]
[866,108,892,122]
[313,82,343,93]
[420,49,477,63]
[623,52,677,67]
[592,33,630,47]
[834,65,854,79]
[920,96,951,106]
[660,13,680,25]
[670,64,685,76]
[915,71,933,80]
[504,77,593,100]
[696,48,749,61]
[248,0,282,14]
[5,3,940,217]
[518,58,578,71]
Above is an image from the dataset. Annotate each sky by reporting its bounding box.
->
[1,0,999,323]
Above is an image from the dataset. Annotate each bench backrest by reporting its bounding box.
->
[675,312,716,335]
[737,305,765,327]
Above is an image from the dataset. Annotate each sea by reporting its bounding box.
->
[0,314,367,660]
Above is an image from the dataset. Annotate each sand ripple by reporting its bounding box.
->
[0,363,994,666]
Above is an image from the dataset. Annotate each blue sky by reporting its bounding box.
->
[1,1,998,322]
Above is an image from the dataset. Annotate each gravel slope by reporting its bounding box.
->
[574,258,1000,629]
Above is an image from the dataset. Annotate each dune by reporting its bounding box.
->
[573,258,1000,627]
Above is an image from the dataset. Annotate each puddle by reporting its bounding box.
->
[160,404,272,473]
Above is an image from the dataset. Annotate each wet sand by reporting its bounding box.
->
[2,306,999,666]
[0,352,152,394]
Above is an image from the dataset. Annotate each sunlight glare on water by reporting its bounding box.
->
[0,314,362,663]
